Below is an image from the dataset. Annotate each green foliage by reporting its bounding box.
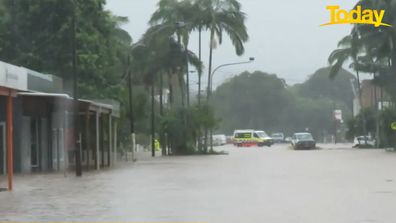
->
[213,71,291,132]
[0,0,130,98]
[0,0,145,145]
[379,107,396,147]
[160,105,217,154]
[294,67,355,111]
[145,0,248,153]
[329,0,396,102]
[0,0,247,152]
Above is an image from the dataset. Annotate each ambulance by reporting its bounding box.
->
[232,129,273,147]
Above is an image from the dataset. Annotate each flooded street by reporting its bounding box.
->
[1,144,396,222]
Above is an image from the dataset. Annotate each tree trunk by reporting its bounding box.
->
[186,44,190,107]
[207,29,214,101]
[198,27,202,106]
[204,29,215,153]
[160,73,166,156]
[178,72,186,108]
[356,70,367,144]
[197,27,202,152]
[177,33,185,108]
[373,74,379,147]
[151,84,155,157]
[168,73,173,108]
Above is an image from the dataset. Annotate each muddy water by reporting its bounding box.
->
[1,144,396,223]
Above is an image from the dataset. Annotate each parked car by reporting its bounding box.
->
[353,136,376,148]
[226,135,233,144]
[291,132,316,150]
[271,132,285,143]
[213,134,227,146]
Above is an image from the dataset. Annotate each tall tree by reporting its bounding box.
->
[330,0,396,100]
[149,0,197,107]
[0,0,132,99]
[196,0,249,100]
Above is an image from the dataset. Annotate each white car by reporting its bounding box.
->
[353,136,376,148]
[213,134,227,146]
[271,132,285,143]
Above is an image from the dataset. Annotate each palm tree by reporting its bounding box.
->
[133,25,203,154]
[141,23,202,106]
[149,0,197,107]
[329,0,396,146]
[195,0,248,152]
[195,0,249,100]
[329,28,373,143]
[148,0,249,152]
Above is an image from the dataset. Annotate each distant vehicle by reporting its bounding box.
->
[226,136,233,144]
[291,132,316,150]
[233,129,273,147]
[213,134,227,146]
[271,132,285,143]
[255,131,274,146]
[285,137,292,143]
[353,136,376,148]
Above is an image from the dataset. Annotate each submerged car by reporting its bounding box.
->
[353,136,376,148]
[213,134,227,146]
[271,132,285,143]
[291,132,316,150]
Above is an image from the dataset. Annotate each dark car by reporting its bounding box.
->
[291,132,316,150]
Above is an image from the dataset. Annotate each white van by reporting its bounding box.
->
[213,134,227,146]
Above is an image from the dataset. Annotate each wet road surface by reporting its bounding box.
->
[1,144,396,222]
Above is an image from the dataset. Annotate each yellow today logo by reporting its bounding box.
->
[321,5,392,27]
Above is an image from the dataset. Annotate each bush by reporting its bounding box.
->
[160,105,217,155]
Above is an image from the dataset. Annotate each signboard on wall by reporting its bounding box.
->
[334,109,343,121]
[0,61,28,91]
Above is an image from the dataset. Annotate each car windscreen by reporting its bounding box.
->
[256,132,268,138]
[235,132,252,138]
[296,134,313,140]
[272,133,283,138]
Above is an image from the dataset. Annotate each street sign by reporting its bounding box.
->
[334,110,342,121]
[391,122,396,130]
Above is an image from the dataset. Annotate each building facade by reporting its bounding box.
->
[0,60,120,190]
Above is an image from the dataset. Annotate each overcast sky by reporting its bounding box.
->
[105,0,357,87]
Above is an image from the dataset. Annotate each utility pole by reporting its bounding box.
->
[373,76,379,148]
[333,101,337,144]
[127,54,135,161]
[198,27,202,106]
[207,58,255,151]
[72,0,82,177]
[186,47,190,107]
[151,84,156,157]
